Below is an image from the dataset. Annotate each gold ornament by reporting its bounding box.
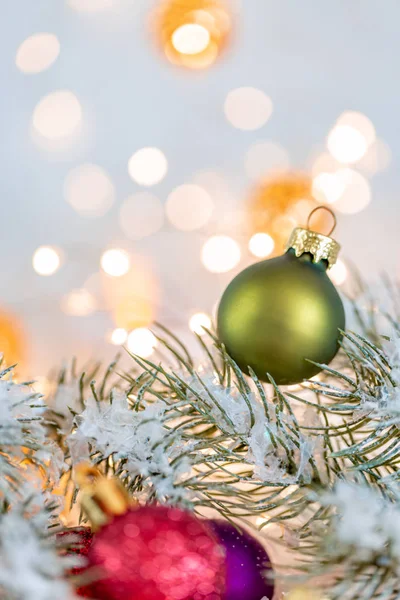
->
[287,207,340,268]
[247,171,329,255]
[152,0,232,70]
[74,463,133,531]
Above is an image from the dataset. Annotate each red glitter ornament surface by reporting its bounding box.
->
[88,506,226,600]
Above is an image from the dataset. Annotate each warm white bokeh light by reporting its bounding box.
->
[166,184,214,231]
[248,233,275,258]
[32,246,61,276]
[245,141,289,180]
[334,169,372,214]
[128,148,168,186]
[224,87,273,131]
[329,259,348,286]
[68,0,113,11]
[201,235,241,273]
[357,138,392,176]
[64,164,115,217]
[119,192,164,240]
[32,91,82,141]
[327,124,368,164]
[272,214,297,239]
[62,289,96,316]
[189,312,212,335]
[288,199,316,223]
[172,24,211,55]
[127,328,157,358]
[337,111,376,147]
[101,249,130,277]
[312,172,345,205]
[311,152,341,177]
[110,328,128,345]
[16,33,60,74]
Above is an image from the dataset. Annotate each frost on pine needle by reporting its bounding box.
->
[298,480,400,599]
[360,333,400,427]
[246,401,317,485]
[0,495,77,600]
[321,481,396,562]
[0,367,59,500]
[120,328,325,520]
[45,358,122,436]
[49,382,83,435]
[68,392,193,504]
[187,372,258,435]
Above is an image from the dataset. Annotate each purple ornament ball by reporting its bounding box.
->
[209,519,275,600]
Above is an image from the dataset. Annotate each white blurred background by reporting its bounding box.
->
[1,0,399,382]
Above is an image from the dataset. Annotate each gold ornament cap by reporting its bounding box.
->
[286,206,340,269]
[74,463,133,531]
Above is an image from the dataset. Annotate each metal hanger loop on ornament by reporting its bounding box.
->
[307,205,337,237]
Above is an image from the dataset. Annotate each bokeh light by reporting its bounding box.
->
[153,0,232,70]
[16,33,60,74]
[119,192,164,240]
[127,328,157,358]
[101,249,130,277]
[312,171,345,205]
[64,164,115,218]
[327,124,368,164]
[337,110,376,146]
[224,87,273,131]
[166,184,214,231]
[245,141,289,180]
[128,148,168,186]
[311,152,341,177]
[326,111,376,166]
[201,235,241,273]
[110,328,128,345]
[32,246,61,276]
[172,24,210,54]
[32,91,82,141]
[189,312,212,335]
[101,256,157,332]
[247,172,327,255]
[357,138,392,176]
[61,289,96,316]
[248,233,275,258]
[329,259,348,286]
[333,169,371,214]
[0,309,26,369]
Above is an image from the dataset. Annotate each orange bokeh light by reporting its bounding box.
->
[247,172,330,255]
[101,256,158,331]
[153,0,232,69]
[0,308,26,370]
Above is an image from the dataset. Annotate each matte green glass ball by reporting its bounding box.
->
[217,249,345,385]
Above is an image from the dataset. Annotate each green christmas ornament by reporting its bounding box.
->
[217,208,345,385]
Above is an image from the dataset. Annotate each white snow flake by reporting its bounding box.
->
[68,393,192,502]
[0,499,77,600]
[321,481,400,569]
